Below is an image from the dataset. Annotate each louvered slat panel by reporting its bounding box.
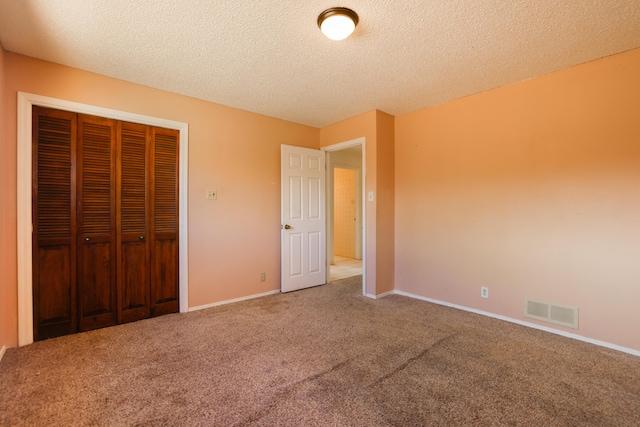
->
[120,127,147,234]
[154,133,178,233]
[78,115,117,332]
[37,115,72,239]
[118,122,151,323]
[33,106,78,341]
[81,122,113,235]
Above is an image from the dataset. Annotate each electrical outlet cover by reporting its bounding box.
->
[481,287,489,298]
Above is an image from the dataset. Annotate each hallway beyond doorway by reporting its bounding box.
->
[330,256,362,281]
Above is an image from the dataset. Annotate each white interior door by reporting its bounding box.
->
[281,145,326,292]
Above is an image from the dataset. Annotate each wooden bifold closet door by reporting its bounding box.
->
[32,106,179,341]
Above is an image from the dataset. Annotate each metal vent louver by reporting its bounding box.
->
[525,298,579,329]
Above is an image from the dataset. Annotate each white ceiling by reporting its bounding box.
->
[1,1,639,128]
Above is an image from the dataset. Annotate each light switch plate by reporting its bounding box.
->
[368,191,374,202]
[206,189,217,200]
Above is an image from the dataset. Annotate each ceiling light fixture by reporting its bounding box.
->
[317,7,359,41]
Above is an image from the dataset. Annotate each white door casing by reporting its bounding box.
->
[322,137,366,296]
[281,145,326,292]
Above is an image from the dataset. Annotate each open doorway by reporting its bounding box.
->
[326,144,363,282]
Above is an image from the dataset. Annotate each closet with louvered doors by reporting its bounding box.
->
[32,106,179,341]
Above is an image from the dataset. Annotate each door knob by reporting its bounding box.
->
[139,235,144,241]
[284,224,292,230]
[84,237,90,242]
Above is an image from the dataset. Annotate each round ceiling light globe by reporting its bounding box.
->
[317,8,359,41]
[320,14,356,40]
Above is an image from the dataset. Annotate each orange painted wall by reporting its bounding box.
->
[1,52,319,347]
[0,45,10,352]
[7,41,635,353]
[320,110,395,297]
[375,111,395,295]
[395,48,640,351]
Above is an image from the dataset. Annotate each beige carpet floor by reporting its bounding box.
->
[1,276,639,426]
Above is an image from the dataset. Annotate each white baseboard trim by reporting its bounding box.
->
[394,290,640,358]
[369,290,395,299]
[365,293,376,299]
[188,290,280,312]
[0,346,6,363]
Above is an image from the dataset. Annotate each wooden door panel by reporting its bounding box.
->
[35,245,75,339]
[77,115,117,331]
[120,241,150,322]
[150,128,179,316]
[151,237,178,316]
[118,122,151,323]
[79,241,114,327]
[32,106,77,340]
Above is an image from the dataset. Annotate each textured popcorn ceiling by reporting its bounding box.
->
[0,1,639,127]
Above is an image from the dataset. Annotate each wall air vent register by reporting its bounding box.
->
[525,298,579,329]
